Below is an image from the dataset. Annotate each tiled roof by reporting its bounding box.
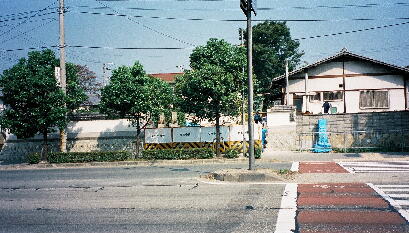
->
[272,48,409,83]
[149,72,184,83]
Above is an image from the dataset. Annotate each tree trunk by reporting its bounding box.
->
[41,130,48,162]
[135,116,141,159]
[215,112,221,157]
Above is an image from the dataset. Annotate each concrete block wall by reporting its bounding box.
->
[296,111,409,151]
[0,131,138,164]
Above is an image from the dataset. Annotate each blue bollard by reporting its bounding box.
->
[312,118,332,153]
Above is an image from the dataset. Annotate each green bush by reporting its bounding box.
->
[141,148,214,160]
[47,151,132,163]
[255,148,261,159]
[223,149,240,159]
[244,148,262,159]
[27,152,41,164]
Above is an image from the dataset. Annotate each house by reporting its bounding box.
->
[273,48,409,114]
[149,72,184,84]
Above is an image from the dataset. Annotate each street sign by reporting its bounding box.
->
[55,67,61,87]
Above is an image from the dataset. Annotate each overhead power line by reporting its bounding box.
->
[72,10,409,23]
[95,0,196,47]
[0,11,57,24]
[70,1,409,12]
[0,45,191,52]
[296,21,409,40]
[0,7,57,19]
[0,1,57,39]
[0,18,57,45]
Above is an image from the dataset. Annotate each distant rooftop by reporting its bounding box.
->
[149,72,184,83]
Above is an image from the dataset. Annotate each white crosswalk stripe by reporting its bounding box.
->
[338,161,409,173]
[369,184,409,222]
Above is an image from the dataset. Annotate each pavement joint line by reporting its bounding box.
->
[198,179,295,185]
[274,183,297,233]
[290,162,299,172]
[367,183,409,223]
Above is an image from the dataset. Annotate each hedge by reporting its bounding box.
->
[141,148,214,160]
[47,151,132,163]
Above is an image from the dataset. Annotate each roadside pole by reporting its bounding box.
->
[59,0,67,152]
[241,0,256,170]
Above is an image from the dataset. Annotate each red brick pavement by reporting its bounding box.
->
[296,183,408,233]
[298,162,348,173]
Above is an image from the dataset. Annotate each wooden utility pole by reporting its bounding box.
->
[59,0,67,152]
[241,0,256,170]
[285,59,289,105]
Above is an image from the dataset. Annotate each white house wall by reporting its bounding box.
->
[346,75,404,90]
[346,89,405,113]
[287,59,407,114]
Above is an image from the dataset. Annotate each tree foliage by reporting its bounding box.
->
[66,63,88,112]
[175,39,244,156]
[0,49,87,159]
[99,62,174,154]
[248,21,303,109]
[176,65,241,121]
[73,64,102,106]
[190,38,246,75]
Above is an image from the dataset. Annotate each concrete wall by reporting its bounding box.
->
[0,119,138,164]
[296,111,409,151]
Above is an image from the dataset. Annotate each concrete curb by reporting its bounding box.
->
[0,157,279,171]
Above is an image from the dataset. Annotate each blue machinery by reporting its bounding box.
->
[313,118,332,153]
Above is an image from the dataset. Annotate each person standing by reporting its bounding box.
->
[322,101,331,114]
[254,111,262,124]
[261,125,268,151]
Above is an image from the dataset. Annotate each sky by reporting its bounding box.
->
[0,0,408,83]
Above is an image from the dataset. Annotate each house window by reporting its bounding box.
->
[323,91,343,101]
[309,93,321,102]
[359,90,389,109]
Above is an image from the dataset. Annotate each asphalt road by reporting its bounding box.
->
[0,162,291,233]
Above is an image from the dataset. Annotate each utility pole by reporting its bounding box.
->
[241,0,256,170]
[285,59,289,105]
[59,0,67,152]
[239,28,246,159]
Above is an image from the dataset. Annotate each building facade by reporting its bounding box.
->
[273,49,409,114]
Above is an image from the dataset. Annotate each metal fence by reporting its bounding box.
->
[298,130,409,152]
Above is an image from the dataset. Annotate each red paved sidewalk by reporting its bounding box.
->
[299,162,348,173]
[296,183,408,233]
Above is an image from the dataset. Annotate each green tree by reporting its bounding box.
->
[190,38,246,76]
[0,49,87,160]
[99,62,174,156]
[0,50,64,160]
[248,21,303,110]
[176,39,246,157]
[66,63,88,112]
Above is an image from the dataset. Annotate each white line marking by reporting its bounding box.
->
[274,183,297,233]
[377,188,409,192]
[354,170,409,173]
[342,161,409,164]
[395,200,409,206]
[377,185,409,188]
[349,167,409,171]
[290,162,299,172]
[337,162,355,173]
[389,194,409,198]
[368,183,409,222]
[342,164,409,168]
